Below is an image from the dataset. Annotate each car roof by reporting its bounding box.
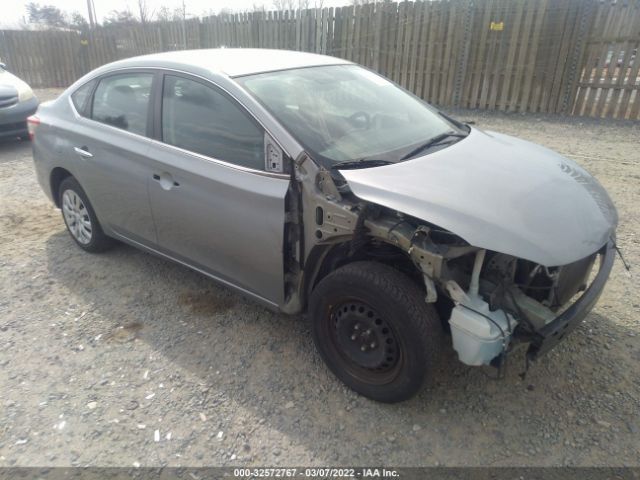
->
[112,48,352,77]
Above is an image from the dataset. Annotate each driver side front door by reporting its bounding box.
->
[145,73,290,307]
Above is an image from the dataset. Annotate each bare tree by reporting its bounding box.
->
[136,0,154,24]
[271,0,323,11]
[103,9,137,25]
[69,11,89,29]
[156,6,183,22]
[272,0,295,10]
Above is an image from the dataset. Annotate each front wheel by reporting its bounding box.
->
[309,262,444,403]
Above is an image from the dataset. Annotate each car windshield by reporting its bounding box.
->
[236,64,464,168]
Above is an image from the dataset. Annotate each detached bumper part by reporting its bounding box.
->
[526,238,615,361]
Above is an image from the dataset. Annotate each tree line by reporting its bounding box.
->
[22,0,344,31]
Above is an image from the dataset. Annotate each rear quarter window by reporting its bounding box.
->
[70,80,96,116]
[91,73,153,136]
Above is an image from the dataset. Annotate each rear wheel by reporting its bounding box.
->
[58,176,113,253]
[309,261,443,403]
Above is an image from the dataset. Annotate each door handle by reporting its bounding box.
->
[73,146,93,158]
[153,172,180,190]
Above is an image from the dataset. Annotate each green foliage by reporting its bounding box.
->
[26,2,68,28]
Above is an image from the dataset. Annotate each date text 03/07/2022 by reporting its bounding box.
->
[232,467,400,478]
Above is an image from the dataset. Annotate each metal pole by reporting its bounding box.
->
[86,0,95,28]
[182,0,187,49]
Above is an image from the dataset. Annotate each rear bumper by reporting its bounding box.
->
[0,96,38,138]
[526,238,615,361]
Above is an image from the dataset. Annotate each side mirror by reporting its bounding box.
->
[0,62,6,70]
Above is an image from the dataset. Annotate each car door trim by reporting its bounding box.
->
[66,66,291,180]
[145,137,290,180]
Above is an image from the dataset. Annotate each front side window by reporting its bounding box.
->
[161,75,264,170]
[237,65,464,168]
[91,73,153,136]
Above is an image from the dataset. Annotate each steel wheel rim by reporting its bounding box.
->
[328,299,404,385]
[62,189,92,245]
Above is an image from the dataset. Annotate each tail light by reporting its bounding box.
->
[27,115,40,141]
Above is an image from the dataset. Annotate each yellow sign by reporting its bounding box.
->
[490,21,504,31]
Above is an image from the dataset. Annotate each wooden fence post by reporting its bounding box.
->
[0,31,8,65]
[560,0,597,115]
[157,26,164,52]
[452,0,475,108]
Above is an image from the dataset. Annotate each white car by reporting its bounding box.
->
[0,62,38,140]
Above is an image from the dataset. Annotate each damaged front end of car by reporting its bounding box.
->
[439,239,615,368]
[284,144,617,373]
[344,205,613,371]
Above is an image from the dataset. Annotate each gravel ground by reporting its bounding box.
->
[0,89,638,468]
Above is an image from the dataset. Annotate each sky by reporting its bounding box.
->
[1,0,353,28]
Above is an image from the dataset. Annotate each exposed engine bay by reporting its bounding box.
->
[364,207,598,369]
[284,153,614,371]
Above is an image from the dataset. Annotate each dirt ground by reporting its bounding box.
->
[0,89,638,468]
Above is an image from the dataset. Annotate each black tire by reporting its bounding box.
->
[58,176,114,253]
[309,261,444,403]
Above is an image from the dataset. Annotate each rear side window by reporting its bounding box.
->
[161,75,264,170]
[91,73,153,136]
[70,80,96,116]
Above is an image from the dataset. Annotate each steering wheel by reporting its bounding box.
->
[347,111,371,129]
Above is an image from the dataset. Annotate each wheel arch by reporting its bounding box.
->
[302,239,427,310]
[50,167,74,208]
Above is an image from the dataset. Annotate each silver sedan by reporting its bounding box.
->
[31,49,617,402]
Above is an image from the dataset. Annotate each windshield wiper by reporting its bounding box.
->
[400,131,468,161]
[438,111,473,129]
[331,159,394,170]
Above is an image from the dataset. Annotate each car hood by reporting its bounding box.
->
[0,83,18,98]
[0,70,29,92]
[339,127,617,266]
